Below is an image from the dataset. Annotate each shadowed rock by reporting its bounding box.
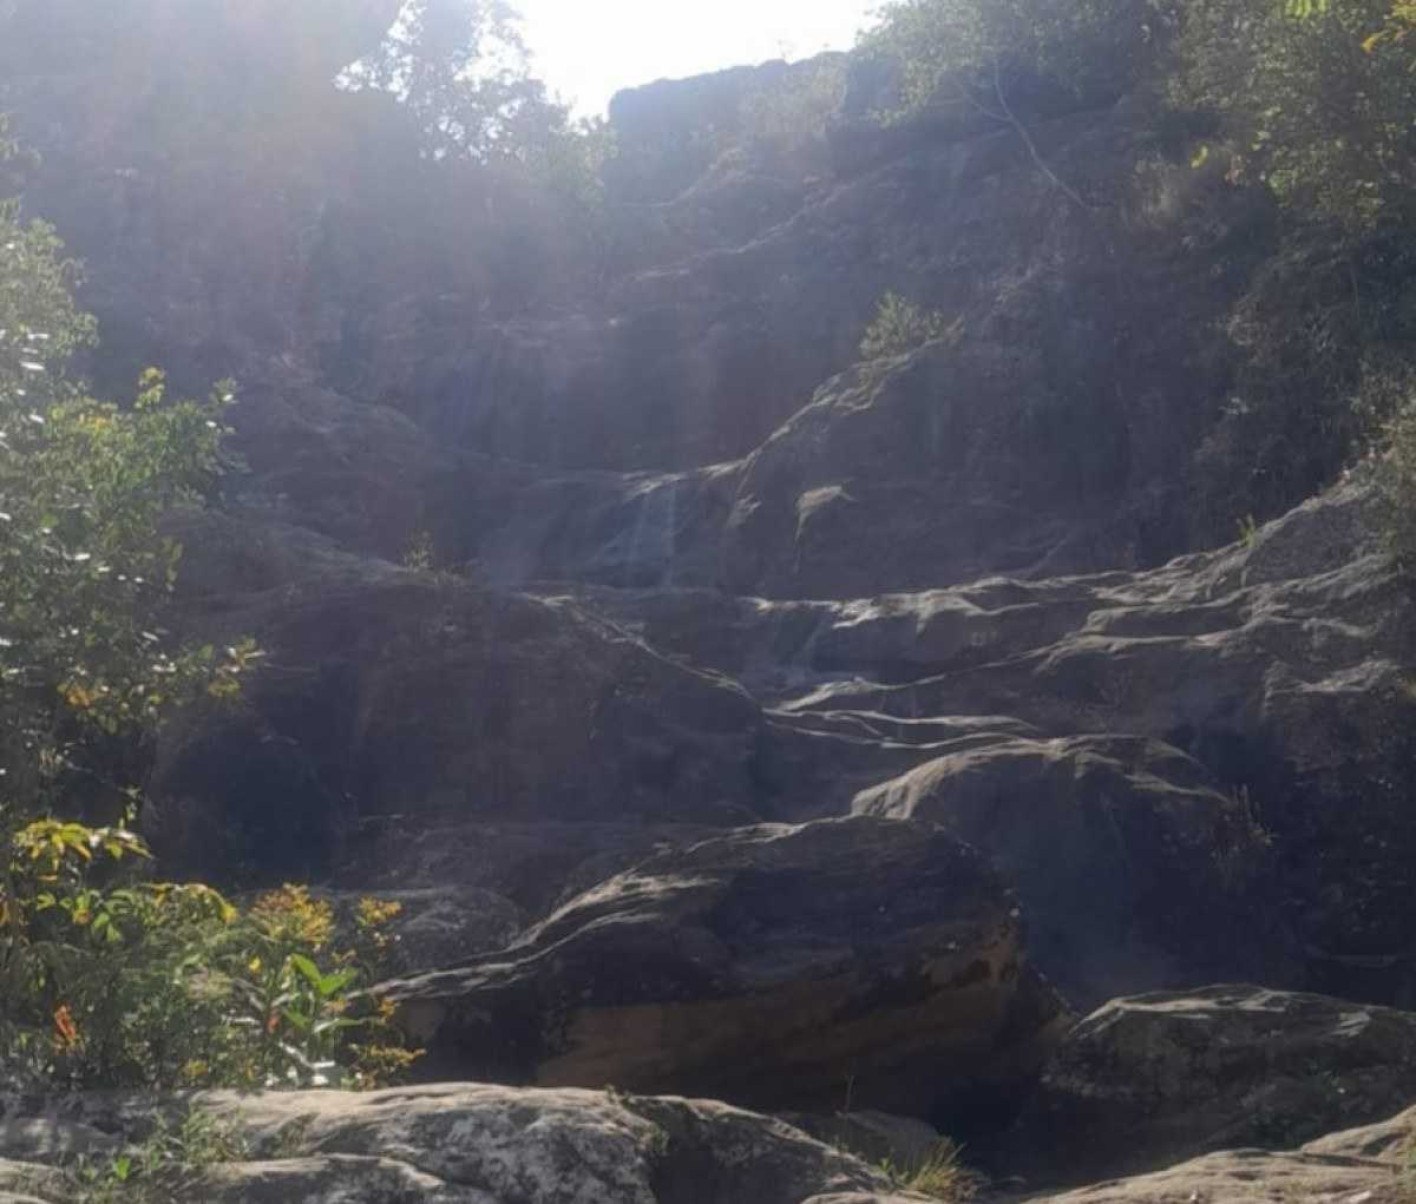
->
[854,735,1286,1005]
[384,816,1067,1124]
[147,512,766,883]
[999,984,1416,1186]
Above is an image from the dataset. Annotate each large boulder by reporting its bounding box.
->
[0,1084,895,1204]
[385,816,1067,1126]
[805,1105,1416,1204]
[999,984,1416,1185]
[1004,1106,1416,1204]
[1012,1147,1402,1204]
[853,735,1287,1005]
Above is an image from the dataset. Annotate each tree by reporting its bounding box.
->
[0,159,244,821]
[861,0,1170,208]
[0,137,417,1094]
[345,0,586,168]
[1176,0,1416,228]
[863,0,1172,115]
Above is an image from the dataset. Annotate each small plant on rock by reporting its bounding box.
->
[73,1111,246,1204]
[859,292,960,362]
[1376,398,1416,570]
[878,1138,979,1202]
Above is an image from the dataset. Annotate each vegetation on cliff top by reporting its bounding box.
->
[866,0,1415,539]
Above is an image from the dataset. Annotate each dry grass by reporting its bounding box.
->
[881,1138,980,1202]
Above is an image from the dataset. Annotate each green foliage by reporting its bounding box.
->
[859,292,959,361]
[1366,0,1416,53]
[863,0,1170,114]
[1175,0,1416,227]
[877,1139,977,1201]
[0,824,416,1092]
[344,0,606,199]
[0,149,417,1097]
[74,1111,246,1204]
[1376,398,1416,569]
[1190,224,1416,539]
[0,195,245,814]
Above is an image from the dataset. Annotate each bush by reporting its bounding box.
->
[74,1111,246,1204]
[878,1138,979,1202]
[1377,398,1416,569]
[862,0,1172,114]
[0,132,418,1096]
[0,822,415,1091]
[1175,0,1416,230]
[859,292,959,361]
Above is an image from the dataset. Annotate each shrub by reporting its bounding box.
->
[74,1111,246,1204]
[1377,398,1416,569]
[859,292,959,361]
[0,141,417,1097]
[0,820,415,1091]
[878,1138,978,1202]
[1175,0,1416,229]
[862,0,1171,114]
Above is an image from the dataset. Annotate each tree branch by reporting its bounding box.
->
[968,63,1096,212]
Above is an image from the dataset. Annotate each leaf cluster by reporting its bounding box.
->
[343,0,605,197]
[863,0,1173,114]
[0,197,246,815]
[1175,0,1416,228]
[859,292,960,362]
[0,142,422,1099]
[0,823,416,1092]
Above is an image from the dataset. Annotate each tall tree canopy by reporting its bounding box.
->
[344,0,594,169]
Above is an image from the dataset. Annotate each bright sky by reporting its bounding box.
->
[515,0,880,115]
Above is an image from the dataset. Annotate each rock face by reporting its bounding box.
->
[148,476,1416,1027]
[0,1084,895,1203]
[385,817,1065,1125]
[8,1083,1416,1203]
[853,735,1284,1005]
[1020,1101,1416,1204]
[585,485,1416,1006]
[815,1103,1416,1204]
[147,511,766,881]
[2,4,1415,1177]
[1019,1146,1404,1204]
[1000,984,1416,1185]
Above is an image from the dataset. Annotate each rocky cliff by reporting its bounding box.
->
[1,17,1414,1197]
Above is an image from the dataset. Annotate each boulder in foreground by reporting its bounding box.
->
[386,815,1067,1124]
[1000,984,1416,1185]
[0,1083,895,1204]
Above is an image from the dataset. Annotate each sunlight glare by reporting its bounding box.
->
[514,0,879,115]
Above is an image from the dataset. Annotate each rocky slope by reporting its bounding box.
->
[1,16,1414,1198]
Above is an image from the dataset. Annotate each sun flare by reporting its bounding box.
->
[514,0,877,114]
